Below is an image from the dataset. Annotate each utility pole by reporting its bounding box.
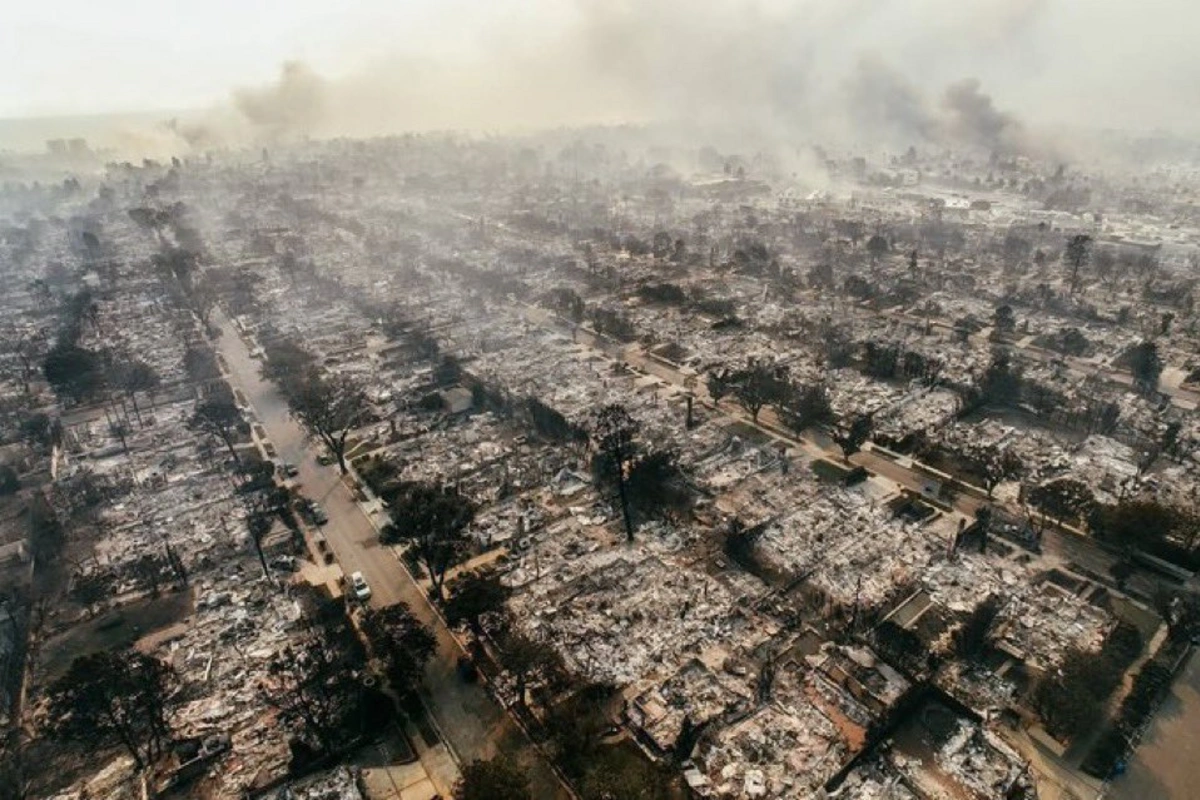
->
[849,574,863,634]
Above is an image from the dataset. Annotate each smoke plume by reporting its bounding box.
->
[58,0,1197,160]
[233,62,327,139]
[942,79,1024,153]
[210,0,1053,157]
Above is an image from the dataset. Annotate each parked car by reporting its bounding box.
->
[312,532,334,564]
[278,461,299,478]
[348,571,372,602]
[311,503,329,525]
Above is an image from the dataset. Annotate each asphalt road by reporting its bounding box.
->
[1109,649,1200,800]
[212,311,568,798]
[215,316,407,609]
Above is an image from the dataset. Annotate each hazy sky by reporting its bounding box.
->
[0,0,525,117]
[4,0,1199,138]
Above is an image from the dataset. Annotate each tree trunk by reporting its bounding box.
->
[105,708,145,771]
[429,566,446,602]
[616,472,634,542]
[253,535,270,578]
[130,392,143,426]
[515,673,528,713]
[318,431,346,475]
[221,433,241,465]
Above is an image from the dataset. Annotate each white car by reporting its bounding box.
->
[348,571,372,602]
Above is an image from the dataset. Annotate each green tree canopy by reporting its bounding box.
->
[381,482,476,600]
[42,342,105,403]
[46,650,175,771]
[285,371,370,474]
[361,604,436,697]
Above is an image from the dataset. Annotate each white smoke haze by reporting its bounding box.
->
[233,62,327,138]
[18,0,1198,161]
